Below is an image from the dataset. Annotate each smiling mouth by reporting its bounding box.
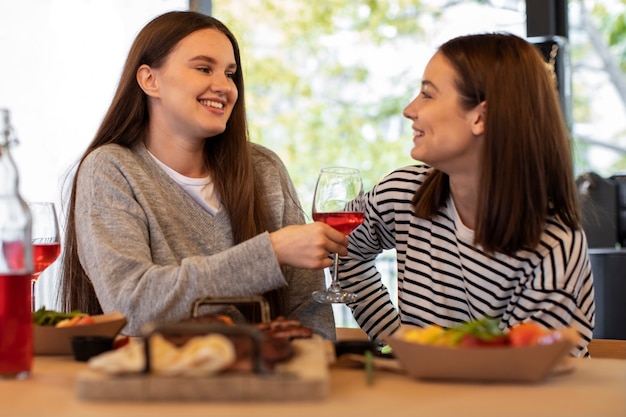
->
[198,99,224,109]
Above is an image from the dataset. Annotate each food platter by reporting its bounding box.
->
[75,297,330,402]
[34,312,127,355]
[75,335,329,402]
[386,328,574,383]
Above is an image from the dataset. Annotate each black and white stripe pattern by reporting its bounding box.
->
[339,165,595,357]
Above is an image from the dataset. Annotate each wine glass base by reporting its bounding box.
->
[312,290,357,304]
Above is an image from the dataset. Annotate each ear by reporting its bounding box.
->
[470,101,486,136]
[136,64,160,98]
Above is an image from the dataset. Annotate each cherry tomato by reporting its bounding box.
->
[507,322,550,347]
[75,316,96,326]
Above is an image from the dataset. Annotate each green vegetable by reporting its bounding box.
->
[447,317,506,344]
[364,349,374,386]
[379,344,393,356]
[32,306,85,326]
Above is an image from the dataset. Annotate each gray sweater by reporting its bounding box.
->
[75,141,335,338]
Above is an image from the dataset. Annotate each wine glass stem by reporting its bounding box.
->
[31,275,39,312]
[327,253,342,293]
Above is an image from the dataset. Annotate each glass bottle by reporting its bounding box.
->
[0,108,33,379]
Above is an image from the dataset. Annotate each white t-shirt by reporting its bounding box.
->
[148,152,221,215]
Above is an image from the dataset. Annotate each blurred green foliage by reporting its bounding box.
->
[212,0,626,208]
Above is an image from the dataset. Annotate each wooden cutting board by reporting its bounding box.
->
[75,336,329,402]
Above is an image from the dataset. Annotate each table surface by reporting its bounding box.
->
[1,354,625,417]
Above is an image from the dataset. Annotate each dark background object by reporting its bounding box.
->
[526,0,568,38]
[589,249,626,340]
[612,174,626,247]
[576,172,626,340]
[577,172,619,248]
[71,336,114,362]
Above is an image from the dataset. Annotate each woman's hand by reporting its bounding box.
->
[269,222,348,269]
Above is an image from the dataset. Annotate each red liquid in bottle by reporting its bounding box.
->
[312,211,364,235]
[32,242,61,279]
[0,273,33,378]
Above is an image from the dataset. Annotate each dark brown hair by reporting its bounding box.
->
[59,11,287,320]
[412,32,581,254]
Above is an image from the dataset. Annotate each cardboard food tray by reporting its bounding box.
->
[386,330,574,383]
[34,312,127,355]
[75,335,329,402]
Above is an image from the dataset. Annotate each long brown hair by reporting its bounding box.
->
[412,33,581,254]
[59,11,287,319]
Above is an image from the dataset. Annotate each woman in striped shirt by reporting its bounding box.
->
[339,33,595,357]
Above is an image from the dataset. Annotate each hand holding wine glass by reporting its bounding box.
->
[311,167,364,304]
[28,202,61,312]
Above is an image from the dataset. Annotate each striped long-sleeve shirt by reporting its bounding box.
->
[339,165,595,357]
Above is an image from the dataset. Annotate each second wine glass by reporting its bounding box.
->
[311,167,364,304]
[28,202,61,312]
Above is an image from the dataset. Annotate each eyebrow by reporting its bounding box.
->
[421,80,438,92]
[189,55,238,71]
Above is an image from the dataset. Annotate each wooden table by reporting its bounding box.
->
[1,354,624,417]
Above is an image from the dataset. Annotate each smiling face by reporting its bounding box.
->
[138,28,239,143]
[403,52,485,176]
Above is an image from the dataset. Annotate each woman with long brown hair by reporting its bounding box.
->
[59,11,344,338]
[339,32,595,356]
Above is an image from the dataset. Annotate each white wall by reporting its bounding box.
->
[0,0,188,309]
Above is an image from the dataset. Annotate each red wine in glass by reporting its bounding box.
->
[311,167,364,304]
[312,212,364,235]
[32,242,61,282]
[27,202,61,312]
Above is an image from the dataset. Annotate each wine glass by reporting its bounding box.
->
[28,202,61,312]
[311,167,364,304]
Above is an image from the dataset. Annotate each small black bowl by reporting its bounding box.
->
[71,336,114,362]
